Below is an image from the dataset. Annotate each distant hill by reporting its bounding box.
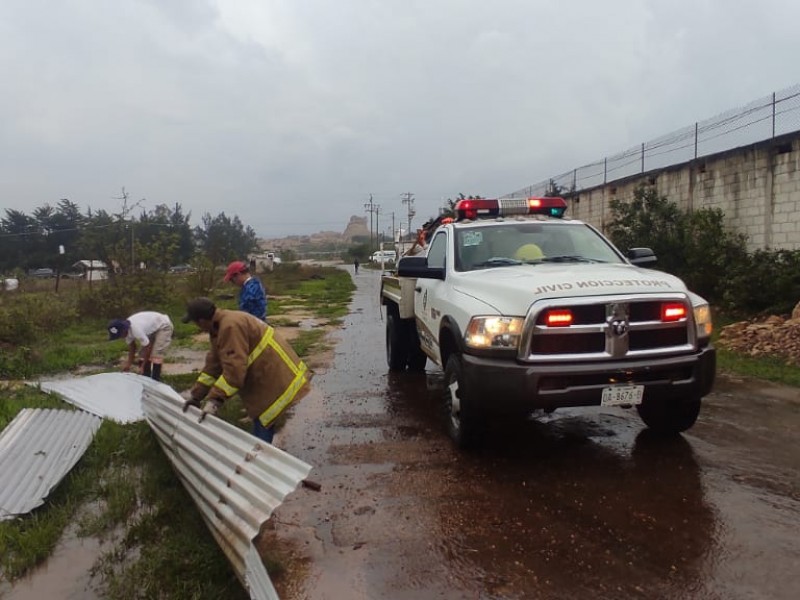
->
[259,215,370,254]
[342,215,369,240]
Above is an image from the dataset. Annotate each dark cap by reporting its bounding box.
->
[108,319,129,340]
[182,297,216,323]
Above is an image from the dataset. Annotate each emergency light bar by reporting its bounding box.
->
[454,197,567,221]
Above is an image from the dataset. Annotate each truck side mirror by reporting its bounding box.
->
[627,247,657,266]
[397,256,445,280]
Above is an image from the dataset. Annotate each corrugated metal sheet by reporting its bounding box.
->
[38,372,147,423]
[138,377,312,600]
[0,408,101,521]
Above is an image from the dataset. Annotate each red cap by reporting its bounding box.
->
[223,260,247,282]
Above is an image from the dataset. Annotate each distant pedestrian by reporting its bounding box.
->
[224,260,268,320]
[354,258,360,274]
[180,297,311,443]
[107,311,174,381]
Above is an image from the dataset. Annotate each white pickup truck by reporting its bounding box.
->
[380,197,716,448]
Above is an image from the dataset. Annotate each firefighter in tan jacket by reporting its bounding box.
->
[181,297,310,443]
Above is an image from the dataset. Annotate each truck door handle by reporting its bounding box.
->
[415,287,422,292]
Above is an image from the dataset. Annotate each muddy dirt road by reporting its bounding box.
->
[271,268,800,600]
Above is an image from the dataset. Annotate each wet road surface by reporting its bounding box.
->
[271,267,800,600]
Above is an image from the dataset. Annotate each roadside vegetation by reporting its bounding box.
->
[606,184,800,387]
[0,263,354,598]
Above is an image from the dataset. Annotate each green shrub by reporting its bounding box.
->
[0,293,78,346]
[607,184,766,313]
[76,271,172,319]
[0,345,35,378]
[723,248,800,316]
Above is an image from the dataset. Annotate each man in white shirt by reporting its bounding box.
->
[108,311,174,381]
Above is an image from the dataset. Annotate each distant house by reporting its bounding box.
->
[71,260,109,281]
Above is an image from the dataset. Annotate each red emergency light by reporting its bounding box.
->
[661,303,687,322]
[544,309,573,327]
[454,197,567,221]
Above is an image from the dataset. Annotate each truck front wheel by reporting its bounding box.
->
[386,310,409,371]
[443,355,485,449]
[636,395,701,435]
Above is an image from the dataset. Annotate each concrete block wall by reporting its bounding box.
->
[566,133,800,251]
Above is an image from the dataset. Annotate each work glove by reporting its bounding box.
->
[180,390,202,413]
[198,399,223,423]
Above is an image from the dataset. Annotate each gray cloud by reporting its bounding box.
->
[1,0,798,237]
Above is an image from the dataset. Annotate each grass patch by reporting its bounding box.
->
[0,262,354,596]
[268,316,301,327]
[716,347,800,387]
[712,312,800,388]
[291,329,328,358]
[0,390,248,598]
[263,266,354,320]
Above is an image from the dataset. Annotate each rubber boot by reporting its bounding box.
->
[151,363,162,382]
[142,361,152,377]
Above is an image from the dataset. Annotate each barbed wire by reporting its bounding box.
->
[504,83,800,198]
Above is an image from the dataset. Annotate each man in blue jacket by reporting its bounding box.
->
[224,260,268,321]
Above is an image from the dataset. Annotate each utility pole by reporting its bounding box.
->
[115,186,144,272]
[364,194,375,251]
[375,204,382,248]
[401,192,415,241]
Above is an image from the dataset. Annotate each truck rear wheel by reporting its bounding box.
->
[636,395,701,435]
[386,310,409,371]
[443,355,484,449]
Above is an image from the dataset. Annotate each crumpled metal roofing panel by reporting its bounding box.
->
[138,376,312,600]
[38,372,146,423]
[0,408,102,521]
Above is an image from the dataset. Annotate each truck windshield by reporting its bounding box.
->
[454,222,625,272]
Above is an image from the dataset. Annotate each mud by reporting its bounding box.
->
[5,268,799,599]
[269,268,800,599]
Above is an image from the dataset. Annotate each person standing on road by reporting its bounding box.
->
[354,258,360,274]
[180,297,310,443]
[224,260,268,320]
[107,311,174,381]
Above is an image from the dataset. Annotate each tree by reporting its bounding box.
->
[0,210,37,271]
[544,179,567,197]
[607,184,749,307]
[136,204,193,270]
[607,185,684,275]
[194,212,259,266]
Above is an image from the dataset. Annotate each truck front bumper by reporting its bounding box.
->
[460,346,716,416]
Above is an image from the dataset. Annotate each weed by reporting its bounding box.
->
[716,348,800,387]
[291,329,328,358]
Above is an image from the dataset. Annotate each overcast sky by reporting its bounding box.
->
[1,0,798,238]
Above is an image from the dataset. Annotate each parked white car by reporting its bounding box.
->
[371,250,397,263]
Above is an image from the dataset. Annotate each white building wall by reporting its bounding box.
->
[566,135,800,251]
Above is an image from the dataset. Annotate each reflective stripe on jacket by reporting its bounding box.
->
[191,309,310,426]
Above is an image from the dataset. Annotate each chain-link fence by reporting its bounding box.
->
[504,83,800,198]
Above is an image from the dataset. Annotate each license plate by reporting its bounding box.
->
[601,385,644,406]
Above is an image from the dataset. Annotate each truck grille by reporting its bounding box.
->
[520,294,696,362]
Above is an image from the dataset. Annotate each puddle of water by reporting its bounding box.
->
[3,523,111,600]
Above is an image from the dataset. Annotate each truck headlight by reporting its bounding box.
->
[465,316,524,350]
[694,303,713,340]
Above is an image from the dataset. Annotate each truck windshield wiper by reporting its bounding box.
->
[540,255,601,263]
[474,257,523,268]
